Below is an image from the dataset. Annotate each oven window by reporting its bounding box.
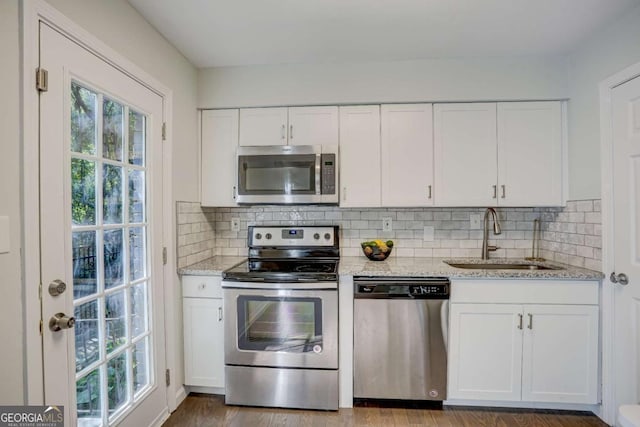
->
[238,154,316,195]
[237,296,323,353]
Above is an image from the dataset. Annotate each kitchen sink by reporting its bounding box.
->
[445,262,562,271]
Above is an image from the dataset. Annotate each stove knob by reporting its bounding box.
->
[255,233,262,240]
[324,233,331,240]
[314,233,320,240]
[265,233,272,240]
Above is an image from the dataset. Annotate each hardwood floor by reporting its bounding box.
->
[163,394,608,427]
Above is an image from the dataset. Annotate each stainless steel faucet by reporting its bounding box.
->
[481,208,502,260]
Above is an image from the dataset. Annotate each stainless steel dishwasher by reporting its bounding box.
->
[353,276,450,401]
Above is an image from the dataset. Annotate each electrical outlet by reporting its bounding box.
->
[423,226,434,241]
[382,217,392,232]
[231,217,241,232]
[470,214,482,229]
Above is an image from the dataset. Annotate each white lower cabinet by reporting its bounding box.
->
[182,275,225,388]
[448,280,599,405]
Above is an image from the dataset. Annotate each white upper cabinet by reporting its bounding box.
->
[497,102,563,206]
[339,105,381,207]
[239,106,339,146]
[201,109,238,207]
[434,101,564,207]
[288,106,339,146]
[434,103,498,206]
[381,104,434,207]
[239,107,288,146]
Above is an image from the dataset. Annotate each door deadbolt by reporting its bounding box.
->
[48,279,67,296]
[49,313,75,332]
[610,272,629,286]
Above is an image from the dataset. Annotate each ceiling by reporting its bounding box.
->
[127,0,640,68]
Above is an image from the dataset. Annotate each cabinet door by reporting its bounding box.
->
[338,106,381,207]
[201,109,238,206]
[497,102,563,206]
[288,106,339,146]
[381,104,434,206]
[239,107,288,146]
[448,303,523,401]
[434,103,498,206]
[521,304,598,404]
[183,297,225,387]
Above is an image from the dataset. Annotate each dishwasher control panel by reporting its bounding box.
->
[354,277,450,299]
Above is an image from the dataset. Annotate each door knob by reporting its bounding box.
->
[49,313,75,332]
[48,279,67,296]
[610,272,629,285]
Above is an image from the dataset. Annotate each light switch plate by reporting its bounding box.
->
[0,216,9,254]
[423,226,434,241]
[382,217,392,232]
[231,217,241,232]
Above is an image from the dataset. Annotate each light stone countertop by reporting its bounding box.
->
[178,256,245,276]
[339,256,604,280]
[179,255,604,281]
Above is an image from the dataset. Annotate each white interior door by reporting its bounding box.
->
[612,74,640,418]
[39,23,167,426]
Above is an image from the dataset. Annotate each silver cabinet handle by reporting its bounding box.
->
[281,124,285,139]
[501,185,506,199]
[527,313,533,329]
[517,313,523,330]
[611,272,629,285]
[492,185,497,199]
[428,185,432,199]
[289,124,293,139]
[342,187,347,202]
[232,186,236,200]
[218,306,223,322]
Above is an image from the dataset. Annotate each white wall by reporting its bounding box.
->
[0,0,25,405]
[198,56,569,108]
[567,4,640,200]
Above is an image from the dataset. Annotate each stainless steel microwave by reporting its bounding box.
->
[236,145,338,204]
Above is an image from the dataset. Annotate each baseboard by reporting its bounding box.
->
[175,386,188,408]
[444,399,599,413]
[149,409,170,427]
[186,385,225,395]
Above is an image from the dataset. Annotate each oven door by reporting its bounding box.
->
[223,285,338,370]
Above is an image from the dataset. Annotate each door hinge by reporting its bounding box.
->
[162,247,167,265]
[36,67,48,92]
[38,282,42,300]
[162,122,167,141]
[39,319,43,336]
[165,369,170,386]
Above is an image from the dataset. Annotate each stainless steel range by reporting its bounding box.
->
[222,225,339,410]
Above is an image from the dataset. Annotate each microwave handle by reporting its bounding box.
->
[315,153,321,195]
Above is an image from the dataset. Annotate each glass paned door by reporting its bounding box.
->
[71,81,152,426]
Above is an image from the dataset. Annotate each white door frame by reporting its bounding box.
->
[20,0,180,413]
[599,60,640,425]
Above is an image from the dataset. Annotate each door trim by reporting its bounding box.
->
[20,0,179,412]
[599,60,640,425]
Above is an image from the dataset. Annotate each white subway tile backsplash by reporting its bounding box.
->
[176,199,602,271]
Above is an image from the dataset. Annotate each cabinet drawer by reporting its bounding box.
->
[182,275,222,298]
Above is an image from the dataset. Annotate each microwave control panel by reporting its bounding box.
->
[321,153,336,195]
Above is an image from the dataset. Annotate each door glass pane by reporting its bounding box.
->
[73,231,97,298]
[76,368,102,426]
[107,353,128,416]
[71,83,97,155]
[129,227,146,281]
[237,296,322,352]
[104,229,124,290]
[103,164,123,224]
[128,170,145,223]
[105,291,126,354]
[132,338,149,395]
[75,300,100,372]
[72,159,96,225]
[128,110,145,166]
[103,98,124,161]
[130,283,147,338]
[69,80,152,426]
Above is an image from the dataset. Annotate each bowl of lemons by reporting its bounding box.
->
[361,239,394,261]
